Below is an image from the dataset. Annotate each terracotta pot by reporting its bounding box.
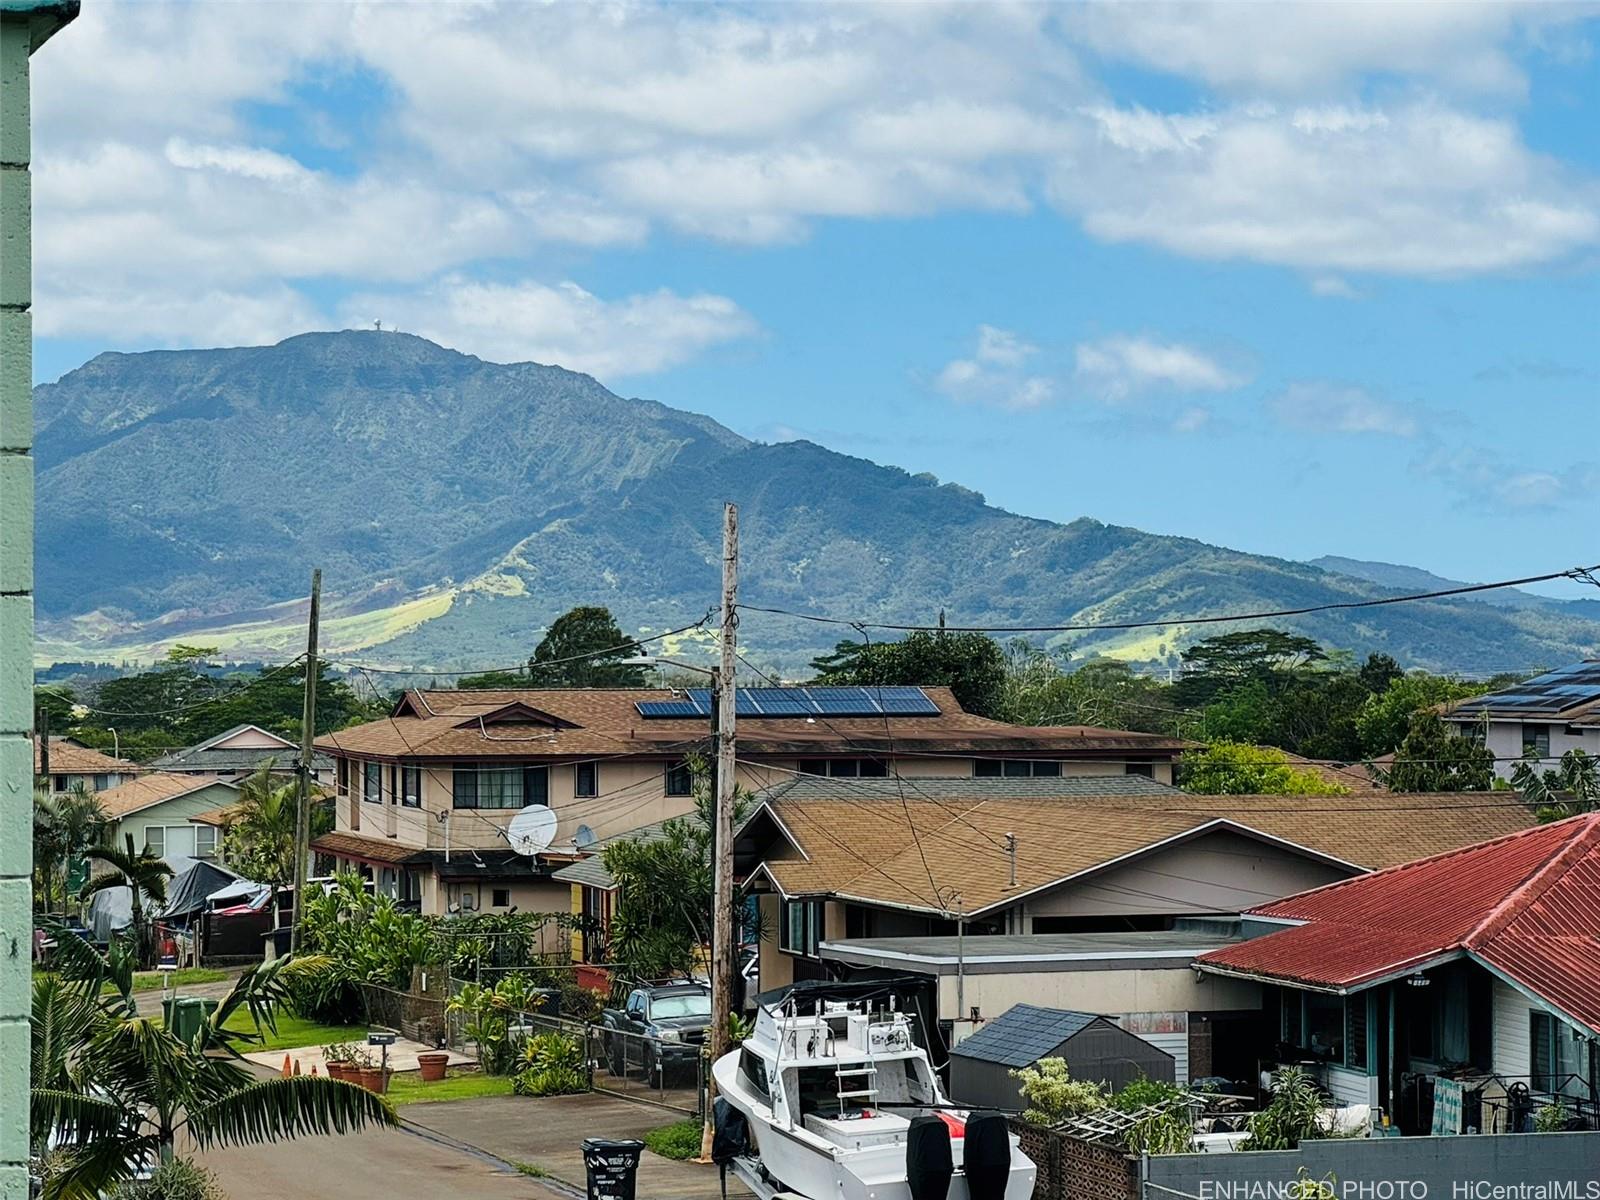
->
[357,1067,389,1094]
[325,1062,351,1083]
[417,1052,449,1083]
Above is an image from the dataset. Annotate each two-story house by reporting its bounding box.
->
[311,684,1190,918]
[34,736,139,793]
[1442,660,1600,780]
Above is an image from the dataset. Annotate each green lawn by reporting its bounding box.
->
[644,1119,705,1161]
[385,1070,516,1106]
[221,1007,367,1053]
[128,967,232,992]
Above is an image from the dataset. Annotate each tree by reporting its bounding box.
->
[997,649,1183,734]
[1180,742,1349,796]
[810,629,1007,718]
[1511,749,1600,822]
[80,835,175,967]
[1375,712,1494,793]
[455,669,528,689]
[33,785,107,914]
[1172,630,1327,708]
[1356,673,1486,758]
[220,764,300,896]
[527,606,646,687]
[32,951,395,1199]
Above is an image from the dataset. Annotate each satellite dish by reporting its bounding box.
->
[506,805,558,856]
[574,824,597,850]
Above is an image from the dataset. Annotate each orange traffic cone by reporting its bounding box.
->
[281,1055,292,1078]
[311,1064,319,1076]
[293,1059,302,1076]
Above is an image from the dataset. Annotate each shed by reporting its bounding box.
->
[949,1003,1174,1111]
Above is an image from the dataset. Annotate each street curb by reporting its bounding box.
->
[399,1113,586,1199]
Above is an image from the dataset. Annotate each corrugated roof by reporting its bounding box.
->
[314,686,1192,762]
[950,1004,1104,1067]
[1197,814,1600,1034]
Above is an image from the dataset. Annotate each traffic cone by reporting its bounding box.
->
[281,1055,292,1078]
[293,1059,302,1076]
[311,1064,319,1077]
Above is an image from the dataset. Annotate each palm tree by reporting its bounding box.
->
[79,834,175,967]
[221,762,299,894]
[32,786,107,915]
[33,788,65,914]
[32,951,396,1200]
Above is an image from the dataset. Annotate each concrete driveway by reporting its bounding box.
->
[198,1124,569,1199]
[407,1093,750,1200]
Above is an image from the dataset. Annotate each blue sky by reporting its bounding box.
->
[28,2,1600,597]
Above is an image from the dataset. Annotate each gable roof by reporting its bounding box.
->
[760,774,1182,802]
[949,1004,1107,1067]
[149,723,331,773]
[34,737,139,776]
[95,772,237,820]
[316,686,1192,762]
[190,723,296,753]
[739,787,1536,917]
[1196,814,1600,1034]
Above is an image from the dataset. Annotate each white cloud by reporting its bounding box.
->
[1269,382,1421,437]
[1309,275,1360,299]
[33,284,322,348]
[337,277,758,379]
[1172,406,1214,434]
[935,326,1055,410]
[1420,448,1600,510]
[1074,335,1245,399]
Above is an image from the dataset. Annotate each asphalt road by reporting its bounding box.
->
[195,1124,572,1200]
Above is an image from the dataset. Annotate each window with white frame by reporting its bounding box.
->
[195,825,217,859]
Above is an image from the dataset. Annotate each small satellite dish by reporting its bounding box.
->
[506,805,558,856]
[574,824,597,850]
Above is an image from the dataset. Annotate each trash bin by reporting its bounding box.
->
[581,1138,644,1200]
[162,997,219,1042]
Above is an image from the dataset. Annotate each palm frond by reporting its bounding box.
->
[198,953,334,1055]
[41,1131,160,1200]
[30,973,105,1091]
[30,1087,129,1147]
[184,1074,397,1149]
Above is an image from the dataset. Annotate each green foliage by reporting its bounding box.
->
[1111,1077,1184,1113]
[1534,1100,1570,1133]
[32,952,395,1200]
[644,1119,706,1161]
[219,765,300,891]
[811,629,1007,718]
[1512,749,1600,822]
[1377,712,1495,793]
[998,650,1182,734]
[33,785,107,915]
[1174,631,1327,708]
[528,606,647,687]
[446,977,551,1076]
[107,1157,228,1200]
[1356,674,1488,757]
[1180,742,1348,795]
[1009,1057,1107,1126]
[1287,1168,1340,1200]
[1246,1067,1329,1150]
[80,834,176,968]
[511,1031,589,1097]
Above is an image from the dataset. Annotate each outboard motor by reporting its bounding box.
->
[712,1097,750,1200]
[962,1111,1011,1200]
[906,1114,954,1200]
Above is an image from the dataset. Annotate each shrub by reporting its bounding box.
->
[644,1119,705,1161]
[1246,1067,1329,1150]
[1010,1057,1106,1126]
[1112,1076,1184,1113]
[109,1158,228,1200]
[446,978,550,1076]
[1180,742,1347,796]
[512,1031,588,1097]
[1535,1101,1569,1133]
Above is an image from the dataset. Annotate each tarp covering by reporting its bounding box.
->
[205,877,270,909]
[82,854,198,942]
[161,860,241,921]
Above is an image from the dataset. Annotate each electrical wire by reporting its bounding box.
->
[737,561,1600,635]
[42,655,310,720]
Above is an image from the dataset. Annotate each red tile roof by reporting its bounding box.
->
[1197,814,1600,1034]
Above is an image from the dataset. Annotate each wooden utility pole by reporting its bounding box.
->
[703,502,739,1157]
[289,569,320,952]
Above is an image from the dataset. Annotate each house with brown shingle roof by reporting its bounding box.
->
[94,772,239,867]
[732,775,1537,1075]
[34,736,139,793]
[311,685,1190,920]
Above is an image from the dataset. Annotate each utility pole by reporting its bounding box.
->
[289,568,320,952]
[703,502,738,1158]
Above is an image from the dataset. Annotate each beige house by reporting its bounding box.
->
[34,736,139,793]
[732,778,1538,1067]
[312,685,1189,918]
[95,773,240,866]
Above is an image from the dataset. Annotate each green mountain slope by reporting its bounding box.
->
[33,331,1600,673]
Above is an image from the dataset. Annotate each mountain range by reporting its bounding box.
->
[32,331,1600,674]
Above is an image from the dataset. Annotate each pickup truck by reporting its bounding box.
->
[600,982,713,1083]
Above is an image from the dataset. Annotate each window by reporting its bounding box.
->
[1345,994,1368,1072]
[453,765,547,810]
[144,826,164,858]
[780,898,823,958]
[401,766,422,808]
[974,759,1061,777]
[739,1047,770,1101]
[93,774,109,791]
[798,758,890,778]
[491,888,511,908]
[1523,724,1551,757]
[1126,763,1154,778]
[575,761,598,798]
[52,775,66,792]
[1531,1012,1588,1098]
[363,761,382,804]
[337,758,349,795]
[195,825,217,860]
[665,761,694,797]
[1565,725,1589,738]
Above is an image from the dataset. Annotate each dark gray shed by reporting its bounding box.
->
[949,1004,1174,1111]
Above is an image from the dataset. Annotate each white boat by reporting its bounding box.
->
[712,978,1036,1200]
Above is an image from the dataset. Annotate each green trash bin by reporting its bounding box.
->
[162,997,219,1041]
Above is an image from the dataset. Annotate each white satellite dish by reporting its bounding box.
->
[506,805,558,856]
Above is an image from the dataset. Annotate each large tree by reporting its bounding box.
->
[1179,742,1348,796]
[1171,629,1327,708]
[810,629,1007,718]
[527,606,647,687]
[220,764,332,899]
[1375,712,1494,793]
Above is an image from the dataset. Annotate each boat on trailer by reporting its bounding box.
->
[711,977,1036,1200]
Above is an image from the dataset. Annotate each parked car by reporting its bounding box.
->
[600,981,712,1083]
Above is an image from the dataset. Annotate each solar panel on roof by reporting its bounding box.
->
[634,685,940,719]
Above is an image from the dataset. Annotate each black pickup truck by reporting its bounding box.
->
[599,982,713,1082]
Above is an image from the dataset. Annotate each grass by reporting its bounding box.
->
[221,1006,367,1053]
[385,1070,516,1106]
[511,1162,551,1180]
[128,967,231,992]
[644,1119,705,1162]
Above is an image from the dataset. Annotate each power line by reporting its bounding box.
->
[737,561,1600,635]
[42,655,310,720]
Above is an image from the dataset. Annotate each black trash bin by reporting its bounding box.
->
[581,1138,644,1200]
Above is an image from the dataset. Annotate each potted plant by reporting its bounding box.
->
[417,1051,450,1083]
[322,1043,355,1083]
[350,1048,387,1094]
